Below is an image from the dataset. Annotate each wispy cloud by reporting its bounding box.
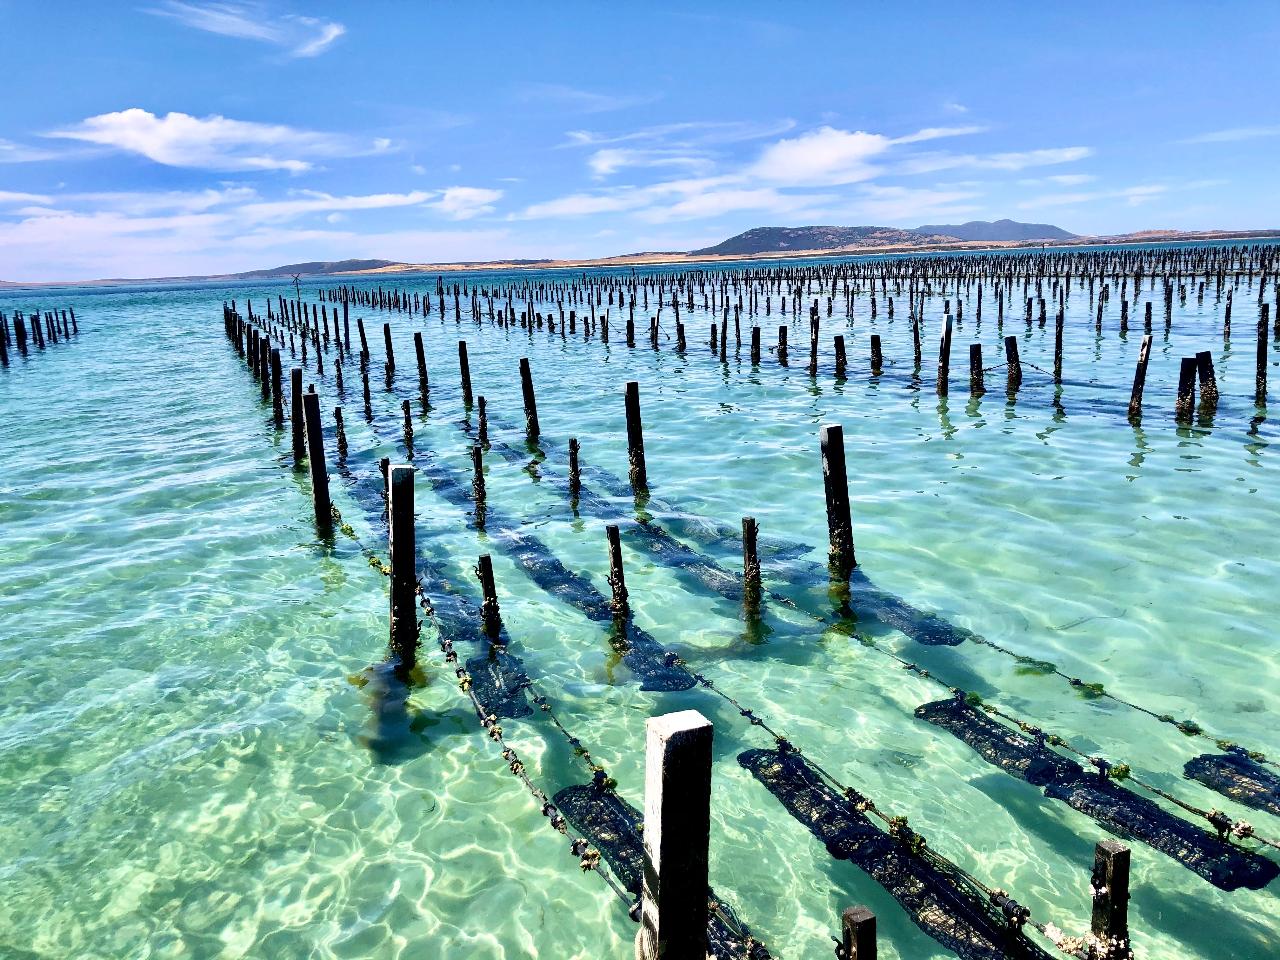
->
[1018,184,1169,209]
[899,146,1093,175]
[563,119,797,148]
[890,125,988,145]
[588,148,713,179]
[1180,125,1280,144]
[47,108,383,172]
[0,190,54,206]
[145,1,345,57]
[0,139,61,163]
[433,187,503,220]
[516,83,658,114]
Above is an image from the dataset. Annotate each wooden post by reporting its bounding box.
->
[1175,356,1196,421]
[458,340,473,407]
[969,343,984,395]
[290,367,306,464]
[1257,315,1268,405]
[270,348,284,426]
[519,357,540,439]
[820,424,855,576]
[477,395,488,445]
[1004,335,1022,391]
[840,906,876,960]
[605,524,629,617]
[742,516,761,613]
[388,464,418,669]
[477,553,501,639]
[937,314,953,395]
[1128,334,1153,419]
[1054,309,1065,383]
[568,437,581,498]
[777,325,788,364]
[834,335,847,377]
[635,710,713,960]
[471,443,485,502]
[356,317,370,358]
[751,326,761,364]
[301,391,332,528]
[1196,350,1219,406]
[625,381,648,494]
[1089,841,1130,960]
[870,334,883,374]
[414,331,428,392]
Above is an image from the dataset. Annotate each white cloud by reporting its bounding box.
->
[890,125,987,145]
[0,139,60,163]
[0,190,54,206]
[432,187,503,220]
[146,2,345,57]
[517,83,658,114]
[750,126,892,186]
[636,187,836,223]
[899,146,1093,175]
[1018,184,1169,209]
[236,190,437,222]
[563,119,796,149]
[47,109,376,172]
[588,148,713,178]
[846,184,982,222]
[1180,126,1280,144]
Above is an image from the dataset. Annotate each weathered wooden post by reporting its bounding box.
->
[1004,336,1022,391]
[1257,314,1268,405]
[969,343,984,395]
[820,424,855,577]
[751,326,761,364]
[477,553,501,639]
[777,325,788,364]
[1196,350,1219,406]
[568,437,582,499]
[1128,334,1153,419]
[458,340,473,407]
[471,443,485,503]
[870,334,883,374]
[1089,841,1131,960]
[266,348,283,426]
[301,391,332,528]
[605,524,629,617]
[635,710,713,960]
[1054,310,1064,383]
[519,357,540,439]
[742,516,761,614]
[388,464,418,669]
[625,381,648,494]
[937,314,953,395]
[414,331,428,394]
[839,906,876,960]
[1175,356,1197,421]
[834,335,847,377]
[290,367,306,465]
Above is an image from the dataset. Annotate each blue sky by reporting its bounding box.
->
[1,1,1277,281]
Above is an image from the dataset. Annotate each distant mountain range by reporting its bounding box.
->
[692,220,1075,256]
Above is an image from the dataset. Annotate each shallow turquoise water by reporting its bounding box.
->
[2,251,1278,959]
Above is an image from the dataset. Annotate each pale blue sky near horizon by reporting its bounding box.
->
[0,1,1277,281]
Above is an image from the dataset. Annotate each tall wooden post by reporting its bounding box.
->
[477,553,501,639]
[1089,841,1130,960]
[1004,336,1022,391]
[834,335,847,377]
[1175,356,1197,421]
[1257,315,1268,405]
[301,391,331,528]
[840,906,876,960]
[520,357,540,439]
[1196,350,1219,406]
[870,334,883,374]
[605,524,629,617]
[635,710,713,960]
[290,367,306,465]
[1128,334,1153,419]
[820,424,855,576]
[269,348,284,426]
[458,340,473,407]
[742,516,761,613]
[625,381,648,494]
[751,326,761,364]
[388,464,417,669]
[969,343,984,395]
[936,314,953,395]
[414,332,428,392]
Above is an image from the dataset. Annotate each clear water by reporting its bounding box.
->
[2,251,1278,959]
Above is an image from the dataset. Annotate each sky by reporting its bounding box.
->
[1,1,1278,281]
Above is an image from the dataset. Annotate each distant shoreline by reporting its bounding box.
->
[4,228,1280,290]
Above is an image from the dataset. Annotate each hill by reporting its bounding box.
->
[913,219,1076,242]
[232,259,400,279]
[693,220,1075,256]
